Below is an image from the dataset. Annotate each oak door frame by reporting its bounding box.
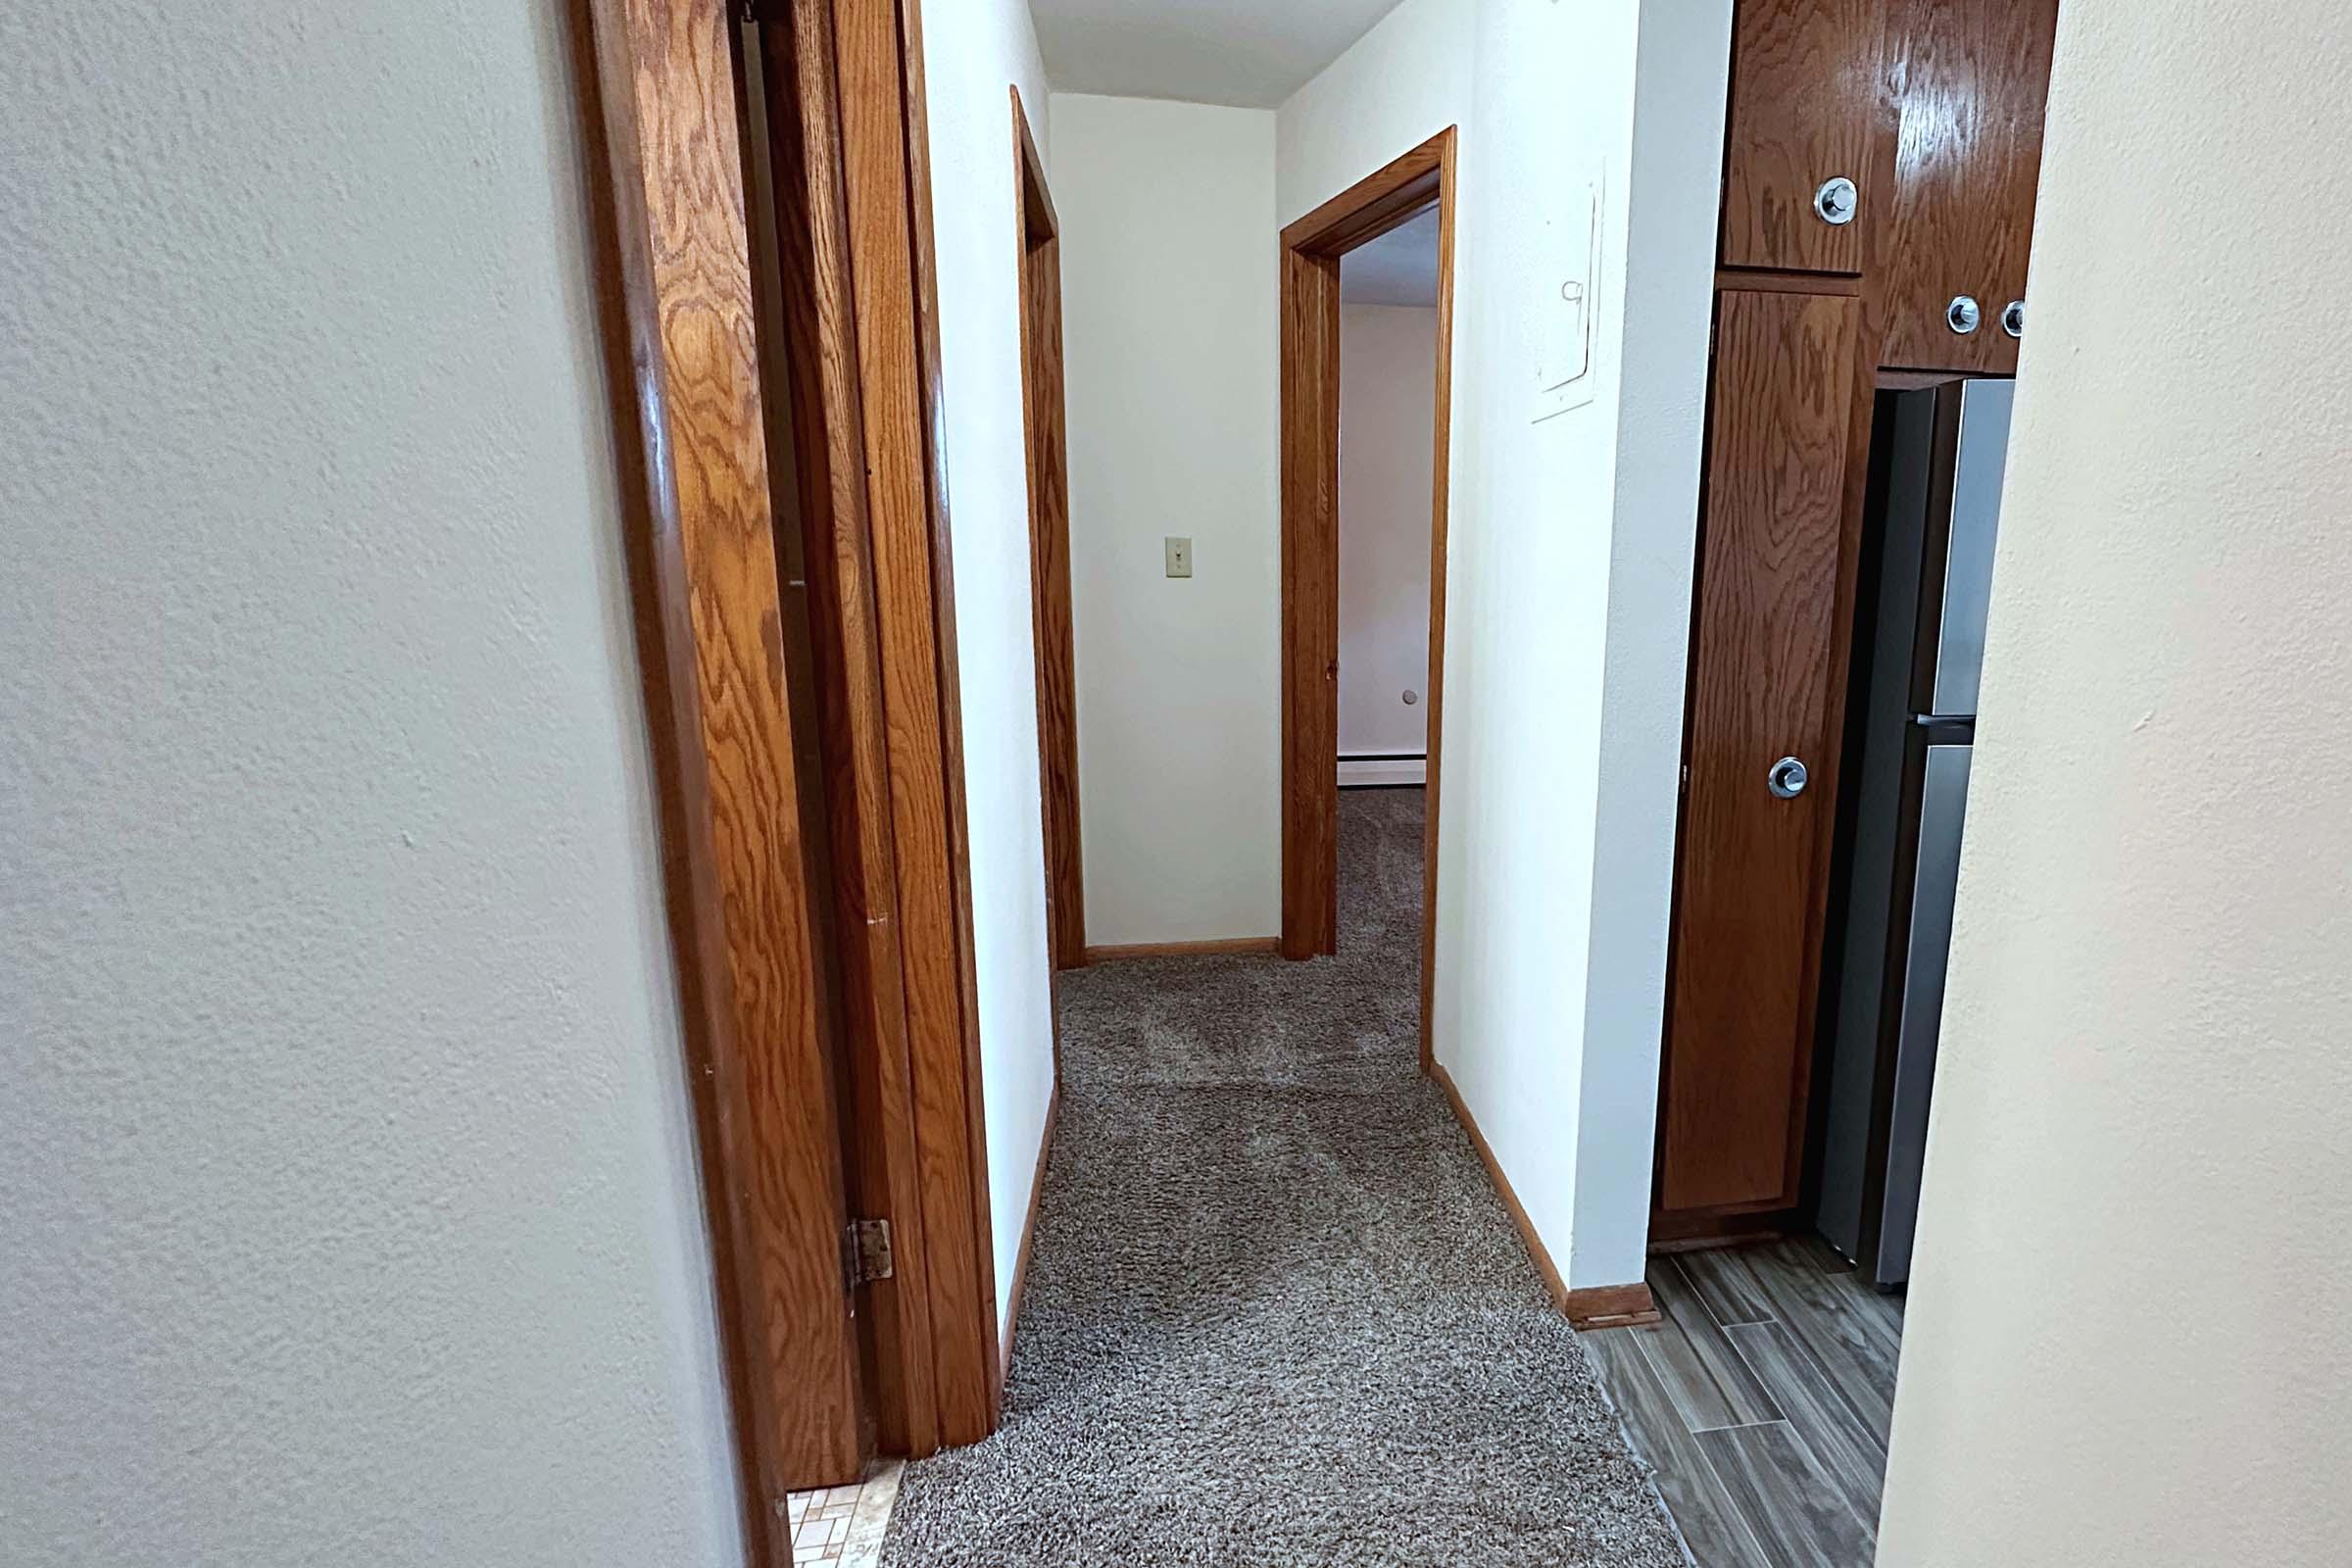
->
[575,0,861,1546]
[1277,127,1457,1072]
[1010,85,1086,973]
[579,0,1001,1532]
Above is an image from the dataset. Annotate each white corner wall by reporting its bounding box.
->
[1875,8,2352,1563]
[1279,0,1726,1292]
[1339,303,1440,764]
[919,0,1057,1358]
[0,4,743,1565]
[1567,0,1732,1291]
[1051,92,1281,948]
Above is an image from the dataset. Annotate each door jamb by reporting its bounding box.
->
[574,0,864,1545]
[1010,85,1086,973]
[1277,128,1457,1073]
[577,0,1001,1532]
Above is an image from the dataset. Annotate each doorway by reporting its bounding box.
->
[1277,129,1456,1073]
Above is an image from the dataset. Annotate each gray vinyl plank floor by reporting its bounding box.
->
[1585,1241,1899,1566]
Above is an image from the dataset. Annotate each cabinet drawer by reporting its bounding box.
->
[1721,0,1883,275]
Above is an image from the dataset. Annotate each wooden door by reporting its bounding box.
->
[1014,89,1085,972]
[1720,0,1884,274]
[1661,289,1864,1215]
[1879,0,2062,372]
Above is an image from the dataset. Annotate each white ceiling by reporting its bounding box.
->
[1341,207,1442,307]
[1030,0,1407,109]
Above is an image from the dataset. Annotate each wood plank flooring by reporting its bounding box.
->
[1584,1239,1903,1566]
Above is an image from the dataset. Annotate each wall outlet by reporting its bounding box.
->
[1164,536,1193,578]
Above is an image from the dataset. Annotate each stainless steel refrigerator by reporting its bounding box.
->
[1816,377,2013,1291]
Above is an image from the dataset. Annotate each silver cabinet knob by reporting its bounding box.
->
[1813,176,1858,226]
[2002,299,2026,338]
[1947,295,1982,334]
[1767,756,1810,800]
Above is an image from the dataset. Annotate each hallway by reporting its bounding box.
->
[882,790,1685,1565]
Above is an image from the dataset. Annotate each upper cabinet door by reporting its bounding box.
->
[1721,0,1885,274]
[1880,0,2062,372]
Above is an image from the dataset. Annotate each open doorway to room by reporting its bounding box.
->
[1329,205,1443,1017]
[1278,131,1455,1073]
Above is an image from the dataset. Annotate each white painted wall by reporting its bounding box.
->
[0,3,743,1564]
[1567,0,1731,1292]
[1277,0,1726,1292]
[919,0,1057,1360]
[1339,303,1439,766]
[1051,92,1281,947]
[1876,7,2352,1562]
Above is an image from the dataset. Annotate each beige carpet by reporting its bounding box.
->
[882,788,1686,1567]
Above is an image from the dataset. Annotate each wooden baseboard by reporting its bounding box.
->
[1430,1062,1661,1329]
[1648,1205,1797,1248]
[1561,1281,1661,1329]
[998,1085,1058,1388]
[1080,936,1280,962]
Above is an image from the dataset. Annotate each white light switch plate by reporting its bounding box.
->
[1164,536,1193,578]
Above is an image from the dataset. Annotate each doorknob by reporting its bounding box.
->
[1946,295,1982,335]
[1813,176,1858,226]
[1767,756,1810,800]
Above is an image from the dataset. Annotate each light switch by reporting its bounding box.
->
[1164,536,1193,578]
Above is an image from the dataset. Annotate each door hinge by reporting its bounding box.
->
[846,1218,895,1288]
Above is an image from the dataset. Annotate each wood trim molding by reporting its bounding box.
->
[1081,937,1282,963]
[1011,84,1086,973]
[998,1083,1059,1394]
[824,0,1001,1445]
[1418,129,1457,1078]
[1278,129,1457,1083]
[1562,1283,1662,1331]
[576,0,860,1538]
[757,0,945,1457]
[1432,1061,1661,1329]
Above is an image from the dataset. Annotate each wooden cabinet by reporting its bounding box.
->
[1658,0,2060,1238]
[1720,0,1884,275]
[1880,0,2063,371]
[1661,290,1864,1215]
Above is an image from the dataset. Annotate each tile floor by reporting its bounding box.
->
[1584,1238,1905,1568]
[785,1461,902,1567]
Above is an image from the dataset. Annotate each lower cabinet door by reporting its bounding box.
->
[1658,288,1864,1217]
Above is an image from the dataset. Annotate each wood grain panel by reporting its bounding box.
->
[585,0,863,1510]
[1721,0,1883,274]
[1279,240,1343,961]
[1661,289,1862,1213]
[828,0,1000,1445]
[1012,86,1085,973]
[1879,0,2060,371]
[757,0,940,1458]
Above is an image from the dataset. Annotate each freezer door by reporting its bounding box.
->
[1876,741,1974,1288]
[1928,379,2014,717]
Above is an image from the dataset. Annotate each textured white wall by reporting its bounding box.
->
[1051,92,1281,947]
[1278,0,1725,1292]
[1339,304,1439,762]
[0,3,744,1564]
[919,0,1057,1361]
[1876,6,2352,1562]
